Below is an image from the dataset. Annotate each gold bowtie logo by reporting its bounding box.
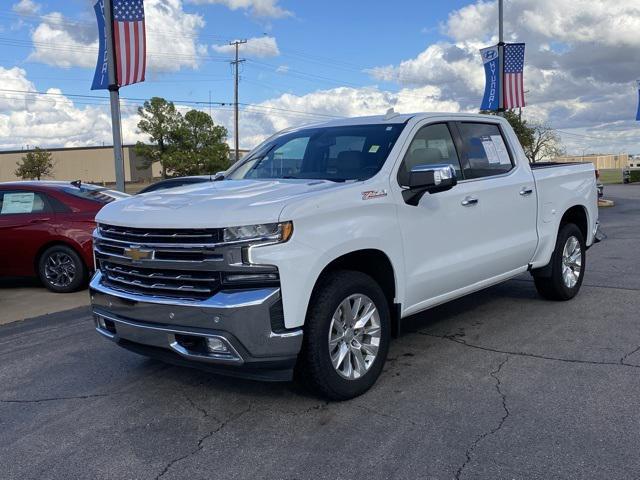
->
[124,246,154,261]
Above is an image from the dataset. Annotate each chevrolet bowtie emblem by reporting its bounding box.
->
[124,246,154,261]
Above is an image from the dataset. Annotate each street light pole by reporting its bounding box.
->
[497,0,505,117]
[104,0,125,192]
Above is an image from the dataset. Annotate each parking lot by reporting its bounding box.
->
[0,184,638,480]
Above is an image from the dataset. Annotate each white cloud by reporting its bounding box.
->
[0,67,143,150]
[12,0,40,16]
[367,0,640,154]
[28,0,206,73]
[212,36,280,58]
[187,0,291,18]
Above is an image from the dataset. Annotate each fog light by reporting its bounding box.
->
[96,316,106,329]
[206,337,229,353]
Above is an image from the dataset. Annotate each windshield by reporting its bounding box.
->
[226,123,405,182]
[62,185,128,204]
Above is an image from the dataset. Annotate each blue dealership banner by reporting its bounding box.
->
[480,45,501,111]
[636,80,640,121]
[91,0,109,90]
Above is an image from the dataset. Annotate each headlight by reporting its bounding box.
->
[223,221,293,244]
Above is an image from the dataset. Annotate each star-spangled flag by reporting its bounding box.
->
[113,0,146,87]
[503,43,525,109]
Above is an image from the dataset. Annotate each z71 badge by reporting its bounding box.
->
[361,190,388,200]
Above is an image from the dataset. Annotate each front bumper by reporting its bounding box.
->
[90,272,303,381]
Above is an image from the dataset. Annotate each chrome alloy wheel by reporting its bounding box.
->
[328,294,381,380]
[561,235,582,288]
[44,252,77,288]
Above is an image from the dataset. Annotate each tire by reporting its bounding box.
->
[38,245,88,293]
[534,223,586,301]
[296,270,391,400]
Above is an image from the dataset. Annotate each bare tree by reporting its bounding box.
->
[524,123,565,163]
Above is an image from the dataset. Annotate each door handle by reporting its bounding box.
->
[29,218,51,224]
[461,196,478,206]
[519,187,534,196]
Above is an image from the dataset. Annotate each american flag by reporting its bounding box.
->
[112,0,146,87]
[503,43,525,109]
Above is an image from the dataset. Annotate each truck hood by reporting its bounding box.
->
[96,179,348,228]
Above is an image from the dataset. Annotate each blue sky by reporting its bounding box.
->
[1,0,472,105]
[1,0,640,154]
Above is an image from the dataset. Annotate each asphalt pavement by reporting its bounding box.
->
[1,184,639,480]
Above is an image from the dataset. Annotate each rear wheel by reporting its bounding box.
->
[38,245,87,293]
[297,270,391,400]
[534,223,586,301]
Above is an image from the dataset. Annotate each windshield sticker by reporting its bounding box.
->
[1,192,35,214]
[362,190,388,200]
[369,145,380,153]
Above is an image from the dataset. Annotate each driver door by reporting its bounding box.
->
[394,122,485,314]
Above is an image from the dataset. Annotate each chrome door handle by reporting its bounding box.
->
[519,187,534,196]
[461,196,478,206]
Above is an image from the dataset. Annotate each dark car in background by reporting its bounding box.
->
[137,175,213,194]
[0,181,127,292]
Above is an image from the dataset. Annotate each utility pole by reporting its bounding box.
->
[230,40,246,163]
[497,0,505,117]
[104,0,125,192]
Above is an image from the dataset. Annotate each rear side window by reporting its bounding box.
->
[457,123,513,179]
[398,123,462,186]
[0,191,49,215]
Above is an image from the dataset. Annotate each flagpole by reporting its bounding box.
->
[104,0,125,193]
[497,0,505,116]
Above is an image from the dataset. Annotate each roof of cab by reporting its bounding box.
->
[288,112,500,130]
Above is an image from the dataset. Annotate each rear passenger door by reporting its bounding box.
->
[0,190,53,276]
[451,121,538,280]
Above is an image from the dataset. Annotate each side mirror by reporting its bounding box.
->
[409,164,457,192]
[213,171,225,181]
[403,164,457,206]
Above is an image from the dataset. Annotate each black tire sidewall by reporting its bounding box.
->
[551,224,586,300]
[38,245,87,293]
[300,270,391,400]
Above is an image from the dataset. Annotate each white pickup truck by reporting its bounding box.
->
[90,113,601,399]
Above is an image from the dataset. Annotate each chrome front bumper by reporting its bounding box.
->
[90,272,303,380]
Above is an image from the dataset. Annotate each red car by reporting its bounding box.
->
[0,181,127,292]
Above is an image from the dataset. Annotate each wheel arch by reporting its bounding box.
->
[560,204,589,241]
[310,249,401,336]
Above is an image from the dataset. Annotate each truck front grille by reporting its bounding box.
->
[94,223,279,301]
[100,262,222,300]
[98,224,223,245]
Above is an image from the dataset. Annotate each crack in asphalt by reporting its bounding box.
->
[419,332,640,369]
[355,403,431,429]
[455,357,510,480]
[0,393,115,404]
[155,403,252,480]
[620,345,640,366]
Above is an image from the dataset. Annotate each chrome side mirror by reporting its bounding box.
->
[403,164,458,206]
[409,164,457,192]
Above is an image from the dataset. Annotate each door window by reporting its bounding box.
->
[457,123,514,179]
[0,191,48,215]
[398,123,462,186]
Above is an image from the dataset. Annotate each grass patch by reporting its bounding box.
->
[598,169,623,184]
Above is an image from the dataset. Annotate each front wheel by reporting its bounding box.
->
[534,223,586,301]
[38,245,88,293]
[297,270,391,400]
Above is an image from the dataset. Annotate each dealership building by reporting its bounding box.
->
[0,145,250,184]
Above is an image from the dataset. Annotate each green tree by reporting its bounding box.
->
[135,97,182,178]
[163,110,231,176]
[15,148,54,180]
